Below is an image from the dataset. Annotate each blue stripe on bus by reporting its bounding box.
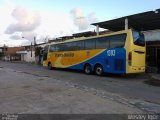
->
[68,48,126,74]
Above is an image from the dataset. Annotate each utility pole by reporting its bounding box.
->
[34,36,36,47]
[31,42,32,57]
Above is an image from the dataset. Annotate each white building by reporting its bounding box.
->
[16,51,35,62]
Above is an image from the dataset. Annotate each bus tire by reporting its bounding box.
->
[95,64,103,76]
[84,64,92,74]
[48,62,52,70]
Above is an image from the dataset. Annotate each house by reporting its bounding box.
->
[2,46,25,61]
[16,45,35,63]
[0,44,36,63]
[16,50,35,62]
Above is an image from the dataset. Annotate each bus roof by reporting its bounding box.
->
[50,29,131,45]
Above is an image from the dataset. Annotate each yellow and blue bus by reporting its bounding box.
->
[43,29,145,75]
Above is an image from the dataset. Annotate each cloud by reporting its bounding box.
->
[0,1,14,35]
[35,11,76,38]
[10,32,22,40]
[70,7,98,31]
[21,31,37,42]
[88,12,98,24]
[1,4,98,47]
[5,6,41,34]
[4,5,77,44]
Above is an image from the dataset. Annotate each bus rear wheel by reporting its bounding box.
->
[84,64,92,74]
[95,65,103,76]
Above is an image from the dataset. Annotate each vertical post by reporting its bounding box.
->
[3,44,6,61]
[96,25,99,36]
[156,47,157,66]
[34,36,36,47]
[125,18,128,30]
[31,42,32,57]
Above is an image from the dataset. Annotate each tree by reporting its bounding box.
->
[35,47,43,64]
[35,47,43,57]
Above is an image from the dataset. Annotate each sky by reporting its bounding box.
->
[0,0,160,47]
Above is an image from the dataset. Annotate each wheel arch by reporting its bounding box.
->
[48,61,51,66]
[83,63,93,74]
[94,63,103,71]
[84,63,92,69]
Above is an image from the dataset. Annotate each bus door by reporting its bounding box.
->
[131,31,145,67]
[43,45,49,66]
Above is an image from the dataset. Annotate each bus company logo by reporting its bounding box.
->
[55,53,74,57]
[107,50,116,56]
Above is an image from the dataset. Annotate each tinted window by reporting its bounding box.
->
[61,43,68,51]
[75,41,84,50]
[49,44,56,52]
[110,34,126,48]
[58,44,65,51]
[62,41,84,51]
[67,42,76,51]
[49,44,62,52]
[96,37,109,49]
[133,31,145,46]
[48,33,126,52]
[85,39,96,50]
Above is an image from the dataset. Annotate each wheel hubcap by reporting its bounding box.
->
[96,67,102,75]
[85,66,90,73]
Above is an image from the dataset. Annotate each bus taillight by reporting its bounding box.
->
[128,52,132,61]
[128,52,132,65]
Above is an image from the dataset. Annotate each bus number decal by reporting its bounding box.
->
[107,50,116,56]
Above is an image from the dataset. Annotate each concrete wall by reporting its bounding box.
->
[23,51,35,62]
[18,51,35,62]
[143,30,160,41]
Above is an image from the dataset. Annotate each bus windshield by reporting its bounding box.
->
[133,31,145,46]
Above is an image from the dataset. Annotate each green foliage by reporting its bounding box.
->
[35,47,43,57]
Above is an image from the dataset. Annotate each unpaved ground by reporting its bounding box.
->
[0,67,144,114]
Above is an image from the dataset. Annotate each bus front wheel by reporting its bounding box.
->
[95,64,103,76]
[84,64,92,74]
[48,63,52,70]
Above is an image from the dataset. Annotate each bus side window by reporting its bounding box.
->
[49,45,55,52]
[58,44,65,51]
[85,39,96,50]
[96,37,109,49]
[75,41,85,50]
[60,43,66,51]
[55,45,60,52]
[49,44,62,52]
[109,34,126,48]
[67,42,74,51]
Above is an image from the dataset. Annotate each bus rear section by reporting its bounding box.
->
[126,31,146,73]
